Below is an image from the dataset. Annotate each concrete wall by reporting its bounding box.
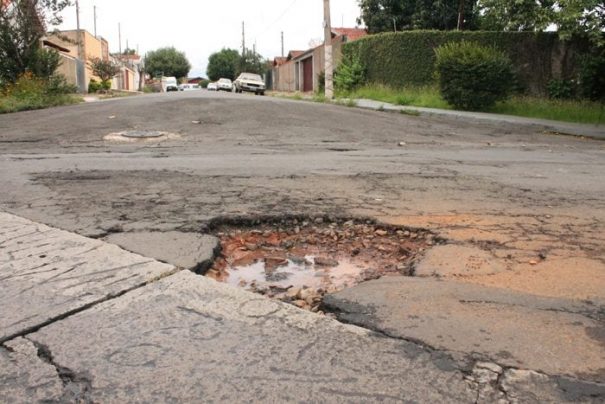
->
[46,30,111,92]
[55,53,79,87]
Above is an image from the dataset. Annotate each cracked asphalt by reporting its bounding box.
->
[1,90,604,402]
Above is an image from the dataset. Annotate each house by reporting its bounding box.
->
[45,29,109,92]
[114,53,143,91]
[187,77,207,84]
[46,30,139,92]
[272,28,367,93]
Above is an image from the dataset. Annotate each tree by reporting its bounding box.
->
[145,47,191,79]
[206,48,239,81]
[89,57,120,83]
[357,0,479,32]
[239,50,266,76]
[0,0,71,85]
[555,0,605,46]
[479,0,604,46]
[479,0,555,31]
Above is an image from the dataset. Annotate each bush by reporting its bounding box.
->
[435,41,514,110]
[1,72,80,114]
[316,70,325,95]
[578,51,605,102]
[342,31,581,95]
[4,72,45,107]
[547,79,575,100]
[88,78,102,93]
[101,80,112,90]
[29,48,62,81]
[334,55,366,93]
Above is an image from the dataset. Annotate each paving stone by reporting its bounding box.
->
[27,271,476,402]
[104,231,219,271]
[0,212,176,343]
[0,338,63,402]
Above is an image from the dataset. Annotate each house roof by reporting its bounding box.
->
[331,28,367,42]
[273,56,287,66]
[287,50,305,60]
[42,39,70,53]
[119,54,142,61]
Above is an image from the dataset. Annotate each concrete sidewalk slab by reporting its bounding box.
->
[0,338,64,402]
[0,212,176,343]
[323,277,605,383]
[104,231,219,272]
[25,270,476,403]
[356,99,605,139]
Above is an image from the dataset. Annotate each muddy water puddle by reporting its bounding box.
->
[206,217,438,312]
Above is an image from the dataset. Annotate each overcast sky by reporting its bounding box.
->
[58,0,363,77]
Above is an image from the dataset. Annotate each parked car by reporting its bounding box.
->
[234,73,265,95]
[217,78,233,92]
[161,76,179,92]
[207,82,218,91]
[178,83,201,91]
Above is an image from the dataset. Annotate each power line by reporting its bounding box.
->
[252,0,298,40]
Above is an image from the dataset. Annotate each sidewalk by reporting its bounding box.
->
[356,99,605,139]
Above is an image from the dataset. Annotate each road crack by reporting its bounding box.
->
[26,337,94,403]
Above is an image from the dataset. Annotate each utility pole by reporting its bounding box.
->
[75,0,82,60]
[323,0,333,99]
[118,23,122,54]
[281,31,284,57]
[241,21,246,56]
[393,18,397,32]
[253,42,256,55]
[93,5,97,38]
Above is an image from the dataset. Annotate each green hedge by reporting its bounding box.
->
[343,31,580,95]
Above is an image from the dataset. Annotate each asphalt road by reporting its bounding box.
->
[1,90,604,402]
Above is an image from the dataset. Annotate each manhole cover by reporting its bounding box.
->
[120,130,166,138]
[103,130,180,142]
[206,217,440,313]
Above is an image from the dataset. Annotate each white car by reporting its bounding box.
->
[234,73,265,95]
[178,83,200,91]
[217,78,233,92]
[161,76,179,92]
[207,82,218,91]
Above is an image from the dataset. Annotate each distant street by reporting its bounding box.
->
[1,91,604,402]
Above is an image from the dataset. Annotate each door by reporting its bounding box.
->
[302,57,313,92]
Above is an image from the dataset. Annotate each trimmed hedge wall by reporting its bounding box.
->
[343,31,584,95]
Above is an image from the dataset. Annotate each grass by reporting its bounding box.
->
[492,97,605,125]
[347,84,450,110]
[0,93,82,114]
[343,84,605,125]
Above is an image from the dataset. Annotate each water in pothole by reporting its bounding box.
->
[223,256,364,291]
[206,217,439,311]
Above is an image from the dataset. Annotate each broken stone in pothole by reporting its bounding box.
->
[204,217,439,312]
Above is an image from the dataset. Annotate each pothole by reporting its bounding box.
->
[103,130,180,142]
[205,216,442,313]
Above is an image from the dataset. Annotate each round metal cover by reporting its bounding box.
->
[120,130,166,139]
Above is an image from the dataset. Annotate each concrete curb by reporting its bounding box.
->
[355,99,605,140]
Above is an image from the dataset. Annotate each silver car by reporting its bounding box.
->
[234,73,265,95]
